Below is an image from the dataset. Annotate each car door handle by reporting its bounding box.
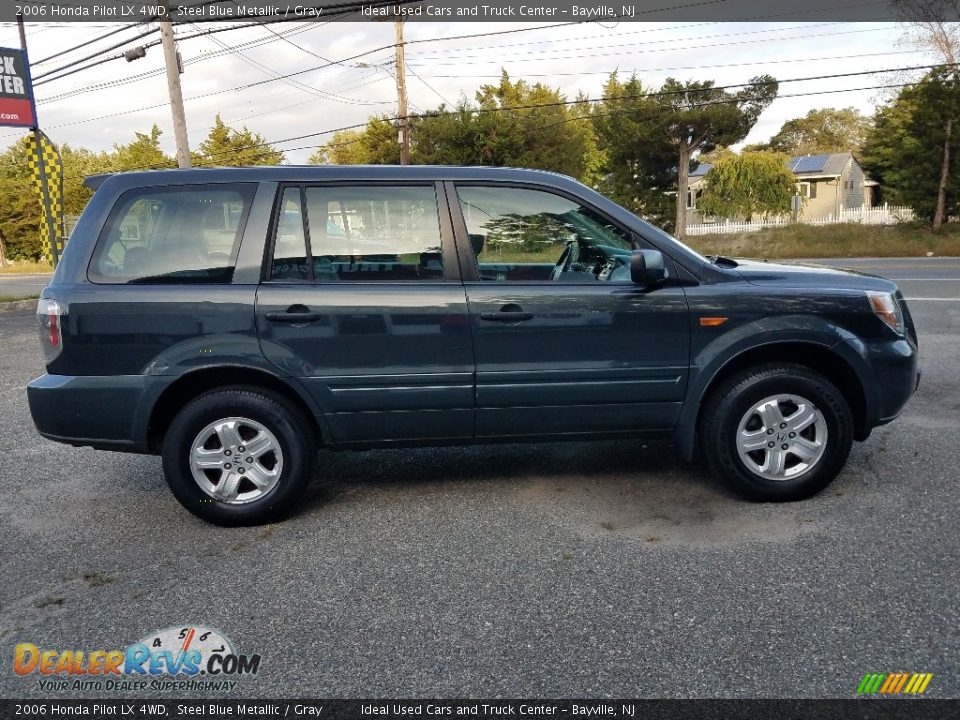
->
[266,309,323,323]
[480,311,534,322]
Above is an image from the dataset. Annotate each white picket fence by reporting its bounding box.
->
[686,204,915,236]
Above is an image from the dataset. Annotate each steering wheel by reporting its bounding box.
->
[550,240,577,281]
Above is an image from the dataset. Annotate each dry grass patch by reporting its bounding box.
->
[686,222,960,259]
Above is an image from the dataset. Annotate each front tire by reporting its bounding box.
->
[162,386,316,526]
[700,363,853,501]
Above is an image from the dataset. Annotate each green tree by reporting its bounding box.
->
[409,101,478,166]
[0,139,40,260]
[414,72,602,181]
[311,72,603,183]
[308,120,399,165]
[463,71,601,181]
[697,145,736,165]
[593,73,777,237]
[767,107,873,156]
[698,151,796,221]
[61,143,112,215]
[592,73,678,231]
[307,129,369,165]
[192,115,285,167]
[0,137,115,261]
[861,68,960,229]
[111,124,175,171]
[658,76,778,239]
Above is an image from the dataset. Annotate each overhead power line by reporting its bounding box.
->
[408,50,925,79]
[31,23,150,66]
[29,0,423,85]
[31,25,160,82]
[35,21,326,101]
[18,62,955,180]
[0,46,939,147]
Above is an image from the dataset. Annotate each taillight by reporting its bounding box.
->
[37,298,63,363]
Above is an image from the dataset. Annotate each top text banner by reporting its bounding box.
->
[7,0,956,23]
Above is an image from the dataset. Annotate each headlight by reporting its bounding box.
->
[866,291,904,335]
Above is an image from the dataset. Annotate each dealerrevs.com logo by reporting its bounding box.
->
[13,625,261,693]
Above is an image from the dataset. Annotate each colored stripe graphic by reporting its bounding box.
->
[857,674,886,694]
[857,672,933,695]
[880,674,897,693]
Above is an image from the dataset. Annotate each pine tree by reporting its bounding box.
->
[192,115,285,167]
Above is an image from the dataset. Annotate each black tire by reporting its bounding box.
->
[161,385,316,526]
[699,363,853,502]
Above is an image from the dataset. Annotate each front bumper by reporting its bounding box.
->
[869,336,920,426]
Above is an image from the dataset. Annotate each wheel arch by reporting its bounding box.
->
[677,341,871,461]
[146,366,326,454]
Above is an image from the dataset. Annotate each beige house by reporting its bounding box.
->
[686,152,875,225]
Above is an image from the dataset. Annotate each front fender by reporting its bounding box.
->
[674,314,875,461]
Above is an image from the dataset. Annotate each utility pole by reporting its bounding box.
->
[160,0,190,168]
[394,19,409,165]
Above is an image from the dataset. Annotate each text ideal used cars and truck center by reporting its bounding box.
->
[27,166,920,525]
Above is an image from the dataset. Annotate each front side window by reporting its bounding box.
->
[456,185,635,283]
[268,185,444,282]
[90,184,254,284]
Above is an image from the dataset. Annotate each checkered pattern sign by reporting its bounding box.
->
[24,130,63,266]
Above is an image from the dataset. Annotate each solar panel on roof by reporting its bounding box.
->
[790,155,830,173]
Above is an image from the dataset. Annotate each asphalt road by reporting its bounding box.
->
[0,274,50,299]
[0,257,957,699]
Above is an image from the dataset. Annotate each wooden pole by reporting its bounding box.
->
[395,19,409,165]
[160,0,191,168]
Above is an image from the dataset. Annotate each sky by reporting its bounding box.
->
[0,20,934,164]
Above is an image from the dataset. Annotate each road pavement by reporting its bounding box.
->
[0,274,51,299]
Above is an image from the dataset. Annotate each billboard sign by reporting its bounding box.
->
[0,47,36,128]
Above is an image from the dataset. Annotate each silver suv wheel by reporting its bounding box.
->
[189,416,284,504]
[735,394,828,481]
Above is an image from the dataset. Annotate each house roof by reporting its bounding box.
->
[690,152,854,179]
[788,153,852,176]
[690,163,712,178]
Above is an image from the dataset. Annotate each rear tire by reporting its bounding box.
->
[162,386,316,526]
[700,363,853,501]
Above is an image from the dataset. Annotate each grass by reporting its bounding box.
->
[482,248,560,264]
[0,259,54,274]
[685,222,960,259]
[0,293,40,303]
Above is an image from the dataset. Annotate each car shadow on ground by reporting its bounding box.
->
[295,439,832,546]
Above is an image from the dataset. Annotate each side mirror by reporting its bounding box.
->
[631,249,666,285]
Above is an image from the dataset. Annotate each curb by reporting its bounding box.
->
[0,299,37,314]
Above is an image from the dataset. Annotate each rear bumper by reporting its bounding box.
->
[27,373,149,452]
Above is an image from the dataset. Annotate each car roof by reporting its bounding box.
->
[86,165,581,190]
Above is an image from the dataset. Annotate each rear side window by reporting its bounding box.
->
[89,183,255,284]
[268,184,444,282]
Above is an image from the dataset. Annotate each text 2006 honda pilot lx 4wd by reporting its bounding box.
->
[28,167,920,525]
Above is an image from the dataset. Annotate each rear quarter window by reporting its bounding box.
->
[88,183,256,284]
